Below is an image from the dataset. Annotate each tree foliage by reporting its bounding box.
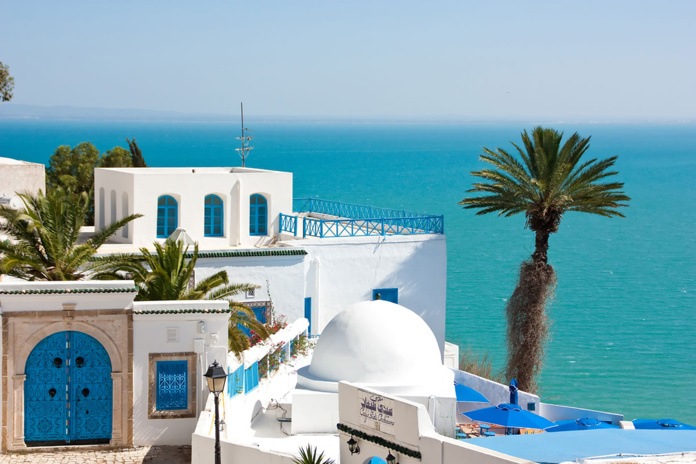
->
[0,189,141,281]
[46,142,145,224]
[292,444,335,464]
[127,138,147,167]
[0,61,14,103]
[460,127,629,392]
[94,239,270,355]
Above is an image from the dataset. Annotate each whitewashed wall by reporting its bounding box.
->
[194,253,306,323]
[132,301,230,446]
[295,234,447,351]
[338,382,532,464]
[95,167,292,248]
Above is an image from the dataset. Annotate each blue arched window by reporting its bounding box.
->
[157,195,178,238]
[249,194,267,236]
[204,195,224,237]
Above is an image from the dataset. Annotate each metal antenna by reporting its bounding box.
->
[235,102,254,167]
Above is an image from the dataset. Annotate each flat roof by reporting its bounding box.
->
[95,166,284,175]
[467,429,696,464]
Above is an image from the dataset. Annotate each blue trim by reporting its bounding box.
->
[304,297,312,333]
[373,288,398,304]
[157,195,178,238]
[204,195,224,237]
[279,213,297,236]
[227,365,244,398]
[244,362,259,393]
[288,198,444,237]
[156,360,188,410]
[250,194,268,236]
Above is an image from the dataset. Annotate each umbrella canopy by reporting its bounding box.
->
[368,458,387,464]
[545,417,620,432]
[463,403,555,430]
[454,383,489,403]
[509,378,519,405]
[633,419,696,430]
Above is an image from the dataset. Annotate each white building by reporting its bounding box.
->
[94,166,448,352]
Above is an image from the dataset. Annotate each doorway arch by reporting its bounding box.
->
[24,331,113,446]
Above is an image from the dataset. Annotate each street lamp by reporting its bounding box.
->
[386,451,397,464]
[347,436,360,455]
[204,360,227,464]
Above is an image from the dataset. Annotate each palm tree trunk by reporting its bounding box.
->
[532,230,550,265]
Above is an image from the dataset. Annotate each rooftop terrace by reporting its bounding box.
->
[280,198,444,238]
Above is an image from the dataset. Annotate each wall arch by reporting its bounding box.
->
[16,321,123,375]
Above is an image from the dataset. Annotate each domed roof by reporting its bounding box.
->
[307,300,443,386]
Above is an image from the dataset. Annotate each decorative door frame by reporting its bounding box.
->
[2,307,132,452]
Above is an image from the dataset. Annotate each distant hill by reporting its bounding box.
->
[0,104,239,122]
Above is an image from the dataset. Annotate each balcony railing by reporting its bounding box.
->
[280,198,444,238]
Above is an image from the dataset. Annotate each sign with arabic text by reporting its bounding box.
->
[358,389,395,435]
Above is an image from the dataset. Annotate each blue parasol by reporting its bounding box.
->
[545,417,620,432]
[633,419,696,430]
[509,378,519,405]
[454,383,489,403]
[463,403,555,430]
[368,458,387,464]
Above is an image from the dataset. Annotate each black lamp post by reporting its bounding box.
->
[386,451,397,464]
[204,360,227,464]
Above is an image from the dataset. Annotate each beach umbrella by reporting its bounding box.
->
[545,417,620,432]
[463,403,555,430]
[454,383,489,403]
[509,378,519,405]
[633,419,696,430]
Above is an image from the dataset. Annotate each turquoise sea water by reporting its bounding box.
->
[1,120,695,423]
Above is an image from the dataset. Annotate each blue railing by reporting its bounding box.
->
[279,213,298,236]
[282,198,444,238]
[293,198,421,220]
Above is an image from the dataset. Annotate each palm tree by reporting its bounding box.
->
[0,189,141,281]
[292,444,335,464]
[460,127,629,392]
[96,239,270,354]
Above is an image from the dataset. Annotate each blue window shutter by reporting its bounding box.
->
[304,297,312,333]
[250,194,268,236]
[244,362,259,393]
[253,306,267,324]
[227,365,244,398]
[204,195,224,237]
[373,288,398,304]
[156,360,188,410]
[157,196,178,238]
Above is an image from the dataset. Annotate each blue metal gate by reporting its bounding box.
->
[24,331,112,446]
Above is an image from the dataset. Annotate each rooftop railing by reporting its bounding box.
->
[280,198,444,238]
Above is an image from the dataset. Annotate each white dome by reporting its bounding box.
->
[307,300,443,386]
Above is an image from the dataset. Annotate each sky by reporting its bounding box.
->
[1,0,695,120]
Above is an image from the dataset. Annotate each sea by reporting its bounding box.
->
[1,119,694,423]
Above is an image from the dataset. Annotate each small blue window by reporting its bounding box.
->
[156,360,188,410]
[244,362,259,393]
[238,306,267,337]
[157,195,178,238]
[250,194,268,236]
[204,195,224,237]
[373,288,398,304]
[227,365,244,398]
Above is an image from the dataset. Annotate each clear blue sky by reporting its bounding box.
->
[2,0,695,120]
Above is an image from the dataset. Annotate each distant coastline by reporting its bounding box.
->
[1,103,694,126]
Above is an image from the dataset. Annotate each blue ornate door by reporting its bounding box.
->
[24,331,112,446]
